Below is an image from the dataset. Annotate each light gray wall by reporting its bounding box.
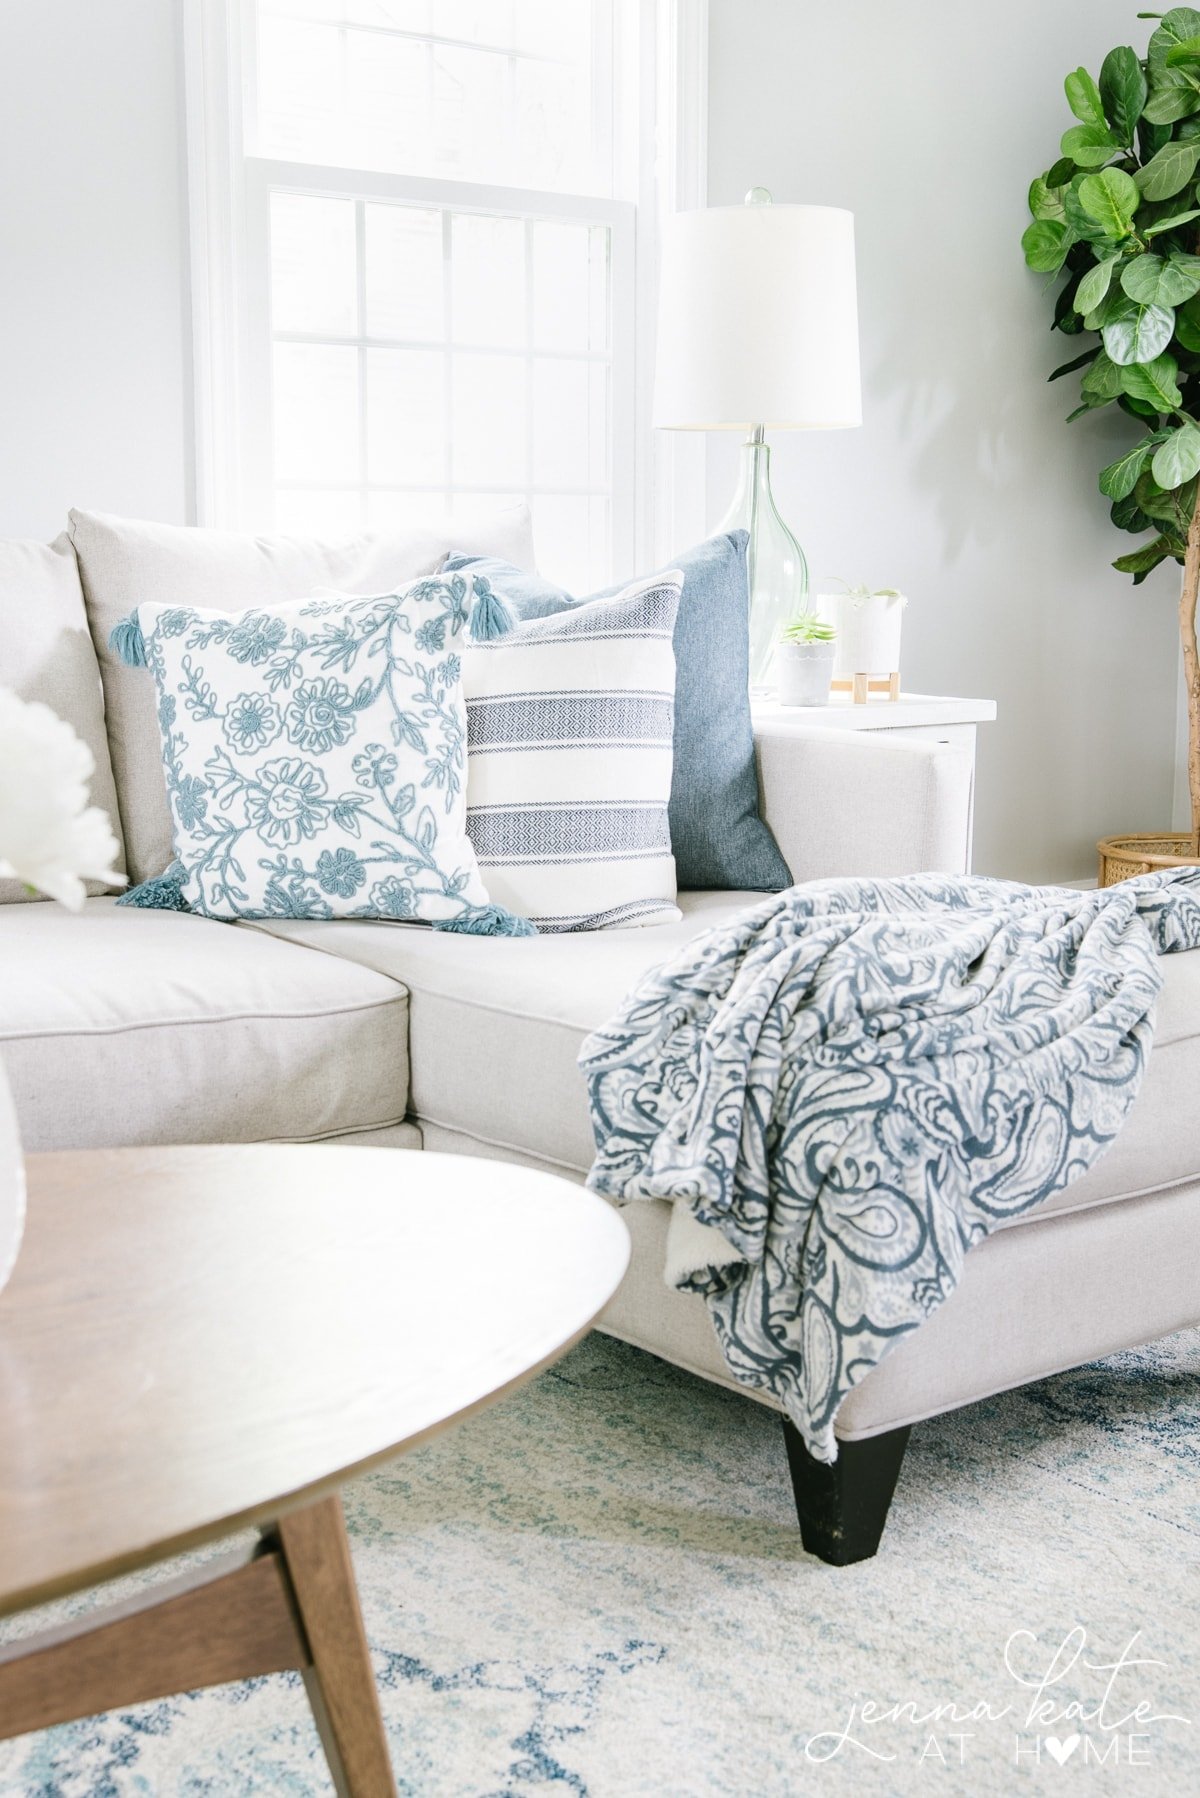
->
[707,0,1182,883]
[0,1,192,543]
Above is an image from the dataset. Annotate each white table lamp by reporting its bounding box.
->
[653,190,862,688]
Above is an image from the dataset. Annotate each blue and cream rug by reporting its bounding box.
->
[2,1328,1198,1796]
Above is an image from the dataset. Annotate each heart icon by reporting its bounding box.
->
[1044,1734,1081,1765]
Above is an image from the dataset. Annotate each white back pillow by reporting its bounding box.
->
[71,504,536,882]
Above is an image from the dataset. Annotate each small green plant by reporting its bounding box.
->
[823,579,904,604]
[780,613,837,644]
[1021,8,1200,849]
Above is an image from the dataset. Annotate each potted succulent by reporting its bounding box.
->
[1022,10,1200,881]
[815,581,907,684]
[777,613,837,706]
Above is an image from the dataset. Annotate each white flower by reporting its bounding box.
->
[0,688,124,909]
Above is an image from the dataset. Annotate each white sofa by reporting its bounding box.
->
[4,509,1198,1565]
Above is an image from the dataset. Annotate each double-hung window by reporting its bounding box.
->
[187,0,702,592]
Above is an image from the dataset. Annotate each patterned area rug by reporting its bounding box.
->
[1,1328,1198,1796]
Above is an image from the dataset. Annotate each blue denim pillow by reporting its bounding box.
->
[445,533,791,892]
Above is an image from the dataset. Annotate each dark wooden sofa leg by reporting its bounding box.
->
[782,1419,911,1565]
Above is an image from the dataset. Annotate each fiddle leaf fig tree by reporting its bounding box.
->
[1024,8,1200,849]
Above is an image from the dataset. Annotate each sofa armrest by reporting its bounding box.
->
[754,720,975,883]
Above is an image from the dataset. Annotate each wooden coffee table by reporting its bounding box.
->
[0,1145,629,1795]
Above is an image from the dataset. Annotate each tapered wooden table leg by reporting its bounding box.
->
[0,1496,395,1794]
[275,1496,396,1798]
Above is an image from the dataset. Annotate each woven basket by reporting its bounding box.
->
[1097,833,1200,887]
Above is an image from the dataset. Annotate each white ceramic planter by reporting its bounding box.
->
[777,639,836,706]
[817,591,906,676]
[0,1058,25,1299]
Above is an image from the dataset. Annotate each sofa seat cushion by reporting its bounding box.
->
[253,905,1200,1222]
[0,899,409,1151]
[252,892,766,1172]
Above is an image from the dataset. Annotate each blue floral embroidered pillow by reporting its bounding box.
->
[112,574,526,929]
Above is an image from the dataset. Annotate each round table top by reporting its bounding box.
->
[0,1145,630,1616]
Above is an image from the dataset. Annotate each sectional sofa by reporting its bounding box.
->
[4,505,1198,1565]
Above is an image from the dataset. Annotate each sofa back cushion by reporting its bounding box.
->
[0,533,126,902]
[70,504,536,882]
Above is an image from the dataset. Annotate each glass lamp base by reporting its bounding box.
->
[716,430,809,691]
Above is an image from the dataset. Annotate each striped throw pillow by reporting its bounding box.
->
[463,572,683,931]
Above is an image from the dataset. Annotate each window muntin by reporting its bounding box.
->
[255,0,609,196]
[243,0,627,591]
[264,188,613,589]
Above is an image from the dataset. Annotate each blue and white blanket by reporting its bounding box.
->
[580,870,1200,1463]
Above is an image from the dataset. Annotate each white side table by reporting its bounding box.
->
[752,692,998,869]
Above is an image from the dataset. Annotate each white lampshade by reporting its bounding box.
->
[653,200,862,431]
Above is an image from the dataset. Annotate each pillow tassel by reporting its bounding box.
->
[468,578,514,642]
[109,614,148,668]
[116,864,189,910]
[435,903,536,938]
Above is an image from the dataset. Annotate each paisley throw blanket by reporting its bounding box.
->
[580,869,1200,1463]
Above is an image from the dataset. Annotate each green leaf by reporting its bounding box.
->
[1099,437,1157,500]
[1120,248,1200,303]
[1078,167,1140,234]
[1142,76,1200,124]
[1053,271,1086,333]
[1134,464,1196,524]
[1082,350,1123,397]
[1022,219,1070,273]
[1101,45,1148,140]
[1119,351,1183,409]
[1118,252,1166,302]
[1111,491,1154,531]
[1065,65,1107,126]
[1062,180,1115,244]
[1122,392,1163,418]
[1136,193,1196,228]
[1060,123,1119,167]
[1162,67,1200,100]
[1135,137,1200,199]
[1139,115,1174,158]
[1144,205,1200,236]
[1028,175,1066,221]
[1147,9,1200,74]
[1084,285,1129,331]
[1112,534,1175,577]
[1048,346,1100,381]
[1152,418,1200,485]
[1165,32,1200,65]
[1164,248,1200,295]
[1074,253,1121,314]
[1101,296,1176,363]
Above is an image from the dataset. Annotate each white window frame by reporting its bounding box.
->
[183,0,707,581]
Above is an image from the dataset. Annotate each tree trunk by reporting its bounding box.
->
[1182,489,1200,856]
